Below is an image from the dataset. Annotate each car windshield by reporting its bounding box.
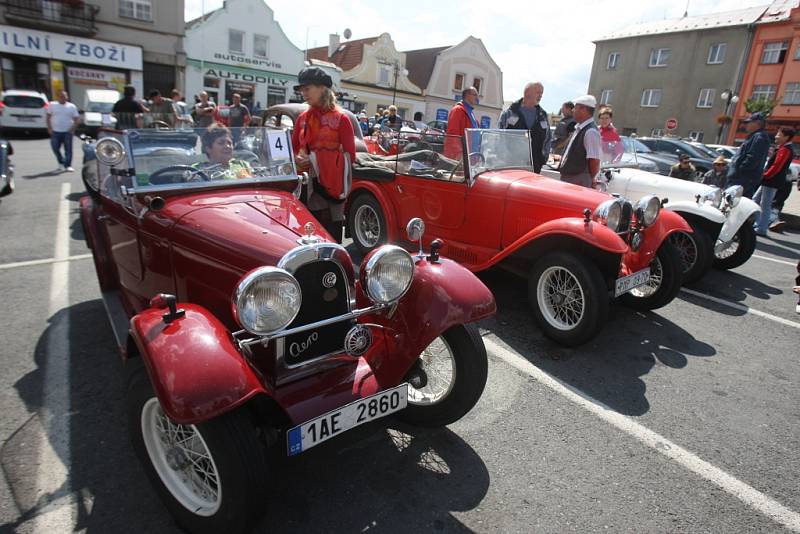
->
[622,136,652,153]
[465,129,533,176]
[601,134,639,169]
[97,126,297,194]
[690,142,720,159]
[87,102,115,113]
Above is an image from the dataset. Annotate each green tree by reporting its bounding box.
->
[744,98,776,116]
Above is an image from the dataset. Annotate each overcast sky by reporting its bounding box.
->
[185,0,769,111]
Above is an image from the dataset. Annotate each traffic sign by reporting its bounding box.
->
[665,117,678,131]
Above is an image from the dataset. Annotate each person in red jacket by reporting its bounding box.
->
[291,66,356,243]
[597,106,623,163]
[753,126,794,236]
[444,86,479,159]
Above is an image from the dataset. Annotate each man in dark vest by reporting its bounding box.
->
[558,94,602,188]
[499,82,551,173]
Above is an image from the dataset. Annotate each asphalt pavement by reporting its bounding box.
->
[1,136,798,533]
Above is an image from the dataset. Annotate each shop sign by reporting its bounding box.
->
[436,109,448,121]
[205,68,290,87]
[213,52,283,71]
[480,116,491,128]
[0,24,142,70]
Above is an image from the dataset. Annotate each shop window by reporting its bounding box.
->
[641,89,662,107]
[254,35,269,58]
[707,43,727,64]
[229,30,245,53]
[267,87,286,108]
[203,77,220,89]
[697,88,715,108]
[761,41,788,64]
[119,0,152,21]
[783,82,800,105]
[143,62,175,99]
[648,48,670,67]
[454,73,464,91]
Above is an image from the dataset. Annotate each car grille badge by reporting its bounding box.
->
[344,325,372,356]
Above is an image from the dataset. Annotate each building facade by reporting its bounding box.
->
[588,6,764,142]
[727,2,800,145]
[184,0,304,109]
[0,0,184,105]
[406,36,503,127]
[308,33,425,118]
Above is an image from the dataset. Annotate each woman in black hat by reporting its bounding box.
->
[291,66,356,243]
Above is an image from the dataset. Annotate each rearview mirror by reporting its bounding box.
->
[406,217,425,242]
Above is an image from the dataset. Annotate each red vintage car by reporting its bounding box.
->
[79,126,495,533]
[348,129,690,346]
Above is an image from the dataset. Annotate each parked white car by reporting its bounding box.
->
[0,89,49,134]
[543,142,761,283]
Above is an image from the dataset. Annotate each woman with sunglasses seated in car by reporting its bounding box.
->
[194,122,254,179]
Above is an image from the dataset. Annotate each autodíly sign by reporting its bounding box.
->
[666,118,678,130]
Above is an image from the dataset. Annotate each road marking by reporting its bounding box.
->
[32,182,74,532]
[0,254,92,271]
[752,254,797,267]
[483,336,800,532]
[681,288,800,329]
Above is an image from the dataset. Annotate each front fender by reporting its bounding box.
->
[719,197,760,243]
[362,257,496,386]
[130,303,267,425]
[622,209,691,274]
[478,217,628,271]
[665,200,726,224]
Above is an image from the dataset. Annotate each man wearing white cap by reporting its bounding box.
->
[558,94,602,188]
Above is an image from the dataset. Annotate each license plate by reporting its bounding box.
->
[287,384,409,456]
[614,268,651,297]
[16,116,36,122]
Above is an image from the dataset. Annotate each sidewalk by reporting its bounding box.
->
[779,181,800,230]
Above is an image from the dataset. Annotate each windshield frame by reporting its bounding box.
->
[463,128,534,184]
[98,127,300,196]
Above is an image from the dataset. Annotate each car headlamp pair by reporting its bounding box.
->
[702,187,723,209]
[593,199,623,232]
[634,195,660,227]
[233,246,414,336]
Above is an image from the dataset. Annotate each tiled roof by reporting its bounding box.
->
[757,0,798,23]
[306,36,380,72]
[404,46,450,90]
[596,5,768,41]
[185,8,219,30]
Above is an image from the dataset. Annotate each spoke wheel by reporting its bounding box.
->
[629,257,663,299]
[669,224,713,283]
[621,240,683,311]
[670,232,697,272]
[408,336,456,406]
[714,223,757,270]
[537,266,586,330]
[141,399,221,516]
[347,194,388,255]
[715,234,739,259]
[354,204,381,248]
[398,324,488,427]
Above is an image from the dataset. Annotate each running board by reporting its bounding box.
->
[101,290,130,351]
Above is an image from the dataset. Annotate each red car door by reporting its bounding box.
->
[97,176,144,296]
[393,174,467,234]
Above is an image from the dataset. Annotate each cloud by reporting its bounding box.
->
[185,0,769,111]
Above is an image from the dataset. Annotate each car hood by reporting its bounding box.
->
[485,169,614,212]
[165,190,319,271]
[615,168,716,202]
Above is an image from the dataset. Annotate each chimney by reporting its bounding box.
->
[328,34,340,59]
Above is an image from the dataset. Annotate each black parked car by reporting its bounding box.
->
[0,139,13,203]
[637,137,715,179]
[620,136,676,175]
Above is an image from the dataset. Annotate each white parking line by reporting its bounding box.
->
[32,182,74,532]
[0,254,92,271]
[752,254,797,267]
[680,288,800,329]
[483,336,800,532]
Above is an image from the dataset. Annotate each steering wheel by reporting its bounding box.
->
[148,165,210,185]
[147,120,171,129]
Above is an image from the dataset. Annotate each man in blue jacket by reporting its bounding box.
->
[727,112,771,198]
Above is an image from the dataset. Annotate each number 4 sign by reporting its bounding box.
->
[267,131,290,160]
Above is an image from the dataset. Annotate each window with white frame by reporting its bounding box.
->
[697,88,715,108]
[378,66,391,85]
[473,77,483,95]
[752,84,777,102]
[649,48,670,67]
[229,30,244,53]
[641,89,662,107]
[688,131,704,142]
[600,89,613,105]
[607,52,620,70]
[707,43,727,64]
[119,0,152,21]
[253,34,269,58]
[761,41,789,64]
[783,82,800,104]
[454,73,465,91]
[651,128,665,137]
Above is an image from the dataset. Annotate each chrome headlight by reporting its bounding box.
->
[95,137,126,166]
[724,185,743,208]
[233,267,301,335]
[593,199,623,232]
[635,195,660,227]
[703,187,723,209]
[361,245,414,304]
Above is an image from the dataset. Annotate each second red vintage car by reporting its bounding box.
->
[79,125,495,533]
[348,129,691,346]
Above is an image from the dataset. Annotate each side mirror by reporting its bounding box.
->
[406,217,425,258]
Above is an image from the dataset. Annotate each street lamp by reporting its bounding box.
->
[717,89,739,144]
[392,61,409,106]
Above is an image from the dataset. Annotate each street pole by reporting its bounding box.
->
[392,62,398,106]
[717,90,738,144]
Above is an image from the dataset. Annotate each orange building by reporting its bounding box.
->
[728,2,800,145]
